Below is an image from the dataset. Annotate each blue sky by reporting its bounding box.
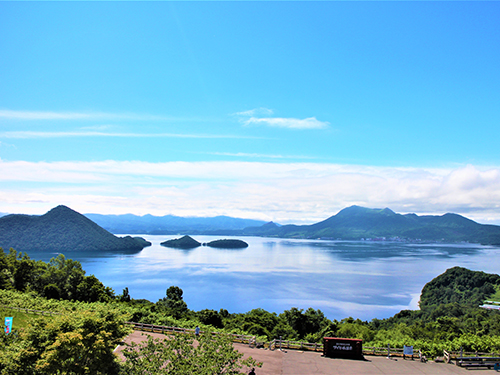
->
[1,1,500,224]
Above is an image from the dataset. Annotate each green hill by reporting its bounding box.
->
[0,205,151,252]
[161,235,201,249]
[419,266,500,308]
[242,205,500,244]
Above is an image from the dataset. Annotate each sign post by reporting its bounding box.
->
[4,317,13,334]
[323,337,364,360]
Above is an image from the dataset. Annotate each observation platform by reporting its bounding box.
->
[116,331,471,375]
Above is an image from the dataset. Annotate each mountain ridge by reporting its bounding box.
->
[240,205,500,245]
[2,205,500,246]
[0,205,151,252]
[84,213,266,234]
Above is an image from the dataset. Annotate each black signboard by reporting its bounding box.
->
[323,337,364,360]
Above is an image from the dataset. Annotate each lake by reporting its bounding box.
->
[27,235,500,321]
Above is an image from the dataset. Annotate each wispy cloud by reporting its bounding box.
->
[244,116,329,129]
[235,108,329,130]
[0,131,256,140]
[1,161,500,225]
[208,152,316,160]
[0,110,95,120]
[0,141,16,150]
[234,107,274,117]
[0,109,193,122]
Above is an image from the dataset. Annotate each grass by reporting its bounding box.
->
[0,307,53,330]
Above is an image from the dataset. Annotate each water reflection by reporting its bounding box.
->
[279,239,483,261]
[23,236,500,321]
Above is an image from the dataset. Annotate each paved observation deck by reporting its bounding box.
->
[116,331,471,375]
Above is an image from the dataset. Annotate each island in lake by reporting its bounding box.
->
[161,235,248,249]
[160,235,201,249]
[204,239,248,249]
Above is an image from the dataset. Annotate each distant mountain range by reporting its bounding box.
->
[0,205,151,252]
[239,206,500,245]
[1,205,500,251]
[84,213,267,235]
[83,205,500,245]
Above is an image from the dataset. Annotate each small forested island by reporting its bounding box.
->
[161,236,248,249]
[205,239,248,249]
[160,235,201,249]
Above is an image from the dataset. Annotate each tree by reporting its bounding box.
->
[76,274,114,302]
[197,309,223,328]
[240,308,279,339]
[44,254,85,300]
[119,287,131,303]
[121,332,261,375]
[157,286,188,318]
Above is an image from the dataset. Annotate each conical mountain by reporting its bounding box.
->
[241,205,500,244]
[0,205,150,252]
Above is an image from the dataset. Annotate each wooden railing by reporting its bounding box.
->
[8,312,496,362]
[443,348,500,369]
[0,305,61,316]
[268,338,323,352]
[444,349,500,361]
[125,321,260,347]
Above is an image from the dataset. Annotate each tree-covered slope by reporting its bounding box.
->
[419,266,500,308]
[0,205,150,252]
[243,206,500,244]
[160,235,201,249]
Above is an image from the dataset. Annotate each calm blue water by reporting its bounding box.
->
[27,236,500,321]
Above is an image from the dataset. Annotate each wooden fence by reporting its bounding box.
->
[3,310,497,362]
[444,349,500,362]
[125,321,259,346]
[125,322,423,357]
[268,338,323,352]
[0,305,61,316]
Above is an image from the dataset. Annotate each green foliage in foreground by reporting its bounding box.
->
[121,332,261,375]
[0,305,130,375]
[4,249,500,372]
[0,248,114,303]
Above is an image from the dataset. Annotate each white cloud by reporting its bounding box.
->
[0,109,195,122]
[1,161,500,225]
[208,152,316,159]
[244,116,329,129]
[234,108,329,130]
[0,110,95,120]
[234,108,274,117]
[0,131,255,140]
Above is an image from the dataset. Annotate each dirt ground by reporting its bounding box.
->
[115,331,472,375]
